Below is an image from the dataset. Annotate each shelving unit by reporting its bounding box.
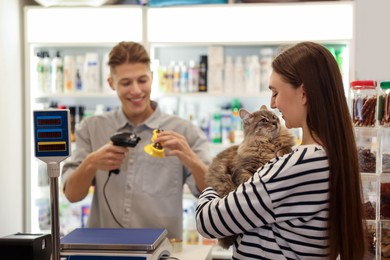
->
[24,4,355,258]
[351,80,390,259]
[147,1,353,156]
[24,5,144,234]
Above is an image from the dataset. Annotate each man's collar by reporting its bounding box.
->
[117,100,161,130]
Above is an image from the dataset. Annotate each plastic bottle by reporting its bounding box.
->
[233,56,244,93]
[101,52,112,93]
[173,61,181,93]
[210,111,222,143]
[259,48,274,92]
[42,51,51,93]
[63,55,76,93]
[223,56,234,93]
[51,51,63,94]
[231,98,243,144]
[179,61,188,93]
[165,61,174,93]
[75,55,85,92]
[187,59,199,93]
[244,56,251,94]
[84,52,100,93]
[36,51,45,94]
[158,65,167,93]
[379,81,390,127]
[248,55,260,93]
[221,108,232,145]
[183,206,199,245]
[198,55,208,92]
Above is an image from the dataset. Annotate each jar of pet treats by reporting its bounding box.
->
[355,127,377,173]
[350,80,378,127]
[379,81,390,127]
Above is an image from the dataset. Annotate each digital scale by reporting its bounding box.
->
[60,228,172,260]
[33,109,172,260]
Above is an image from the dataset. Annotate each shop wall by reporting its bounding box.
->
[355,0,390,81]
[0,0,24,236]
[0,0,389,237]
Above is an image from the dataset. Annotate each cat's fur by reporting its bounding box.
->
[205,105,296,249]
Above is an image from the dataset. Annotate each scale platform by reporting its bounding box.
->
[60,228,172,260]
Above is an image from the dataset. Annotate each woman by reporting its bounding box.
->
[196,42,366,259]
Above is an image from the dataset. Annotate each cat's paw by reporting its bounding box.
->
[218,235,237,249]
[276,147,293,157]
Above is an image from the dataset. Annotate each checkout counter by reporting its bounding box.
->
[173,245,214,260]
[58,228,231,260]
[19,110,232,260]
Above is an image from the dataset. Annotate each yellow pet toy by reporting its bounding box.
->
[144,128,165,158]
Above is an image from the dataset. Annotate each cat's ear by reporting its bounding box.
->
[239,109,252,125]
[260,105,268,110]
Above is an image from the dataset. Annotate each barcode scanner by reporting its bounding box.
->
[109,132,141,175]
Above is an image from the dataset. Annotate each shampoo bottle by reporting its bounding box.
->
[51,51,63,94]
[198,55,208,92]
[223,56,234,93]
[63,55,76,93]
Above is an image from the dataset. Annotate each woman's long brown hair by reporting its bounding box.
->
[272,42,366,259]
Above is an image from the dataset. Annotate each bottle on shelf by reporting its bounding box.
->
[51,51,64,94]
[157,64,167,93]
[230,98,243,144]
[246,55,260,94]
[75,55,85,92]
[259,48,274,92]
[244,56,251,94]
[42,51,51,93]
[187,59,199,93]
[198,55,208,92]
[101,52,112,93]
[63,55,76,93]
[183,204,199,245]
[210,110,222,144]
[165,61,174,93]
[36,51,44,94]
[233,56,244,93]
[179,61,188,93]
[223,56,234,93]
[379,81,390,127]
[173,61,181,93]
[221,108,232,145]
[84,52,100,93]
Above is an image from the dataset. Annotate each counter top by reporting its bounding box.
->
[171,244,232,260]
[172,245,213,260]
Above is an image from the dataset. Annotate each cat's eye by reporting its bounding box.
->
[261,118,268,123]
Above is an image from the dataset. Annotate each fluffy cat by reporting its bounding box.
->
[205,105,296,249]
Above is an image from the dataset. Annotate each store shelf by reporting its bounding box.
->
[24,3,355,241]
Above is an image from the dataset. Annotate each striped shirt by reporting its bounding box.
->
[196,145,330,259]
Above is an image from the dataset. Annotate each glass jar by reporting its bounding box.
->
[362,175,378,220]
[379,81,390,127]
[350,80,378,127]
[381,175,390,220]
[381,220,390,259]
[355,127,378,174]
[382,128,390,173]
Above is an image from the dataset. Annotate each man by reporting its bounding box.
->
[62,41,210,239]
